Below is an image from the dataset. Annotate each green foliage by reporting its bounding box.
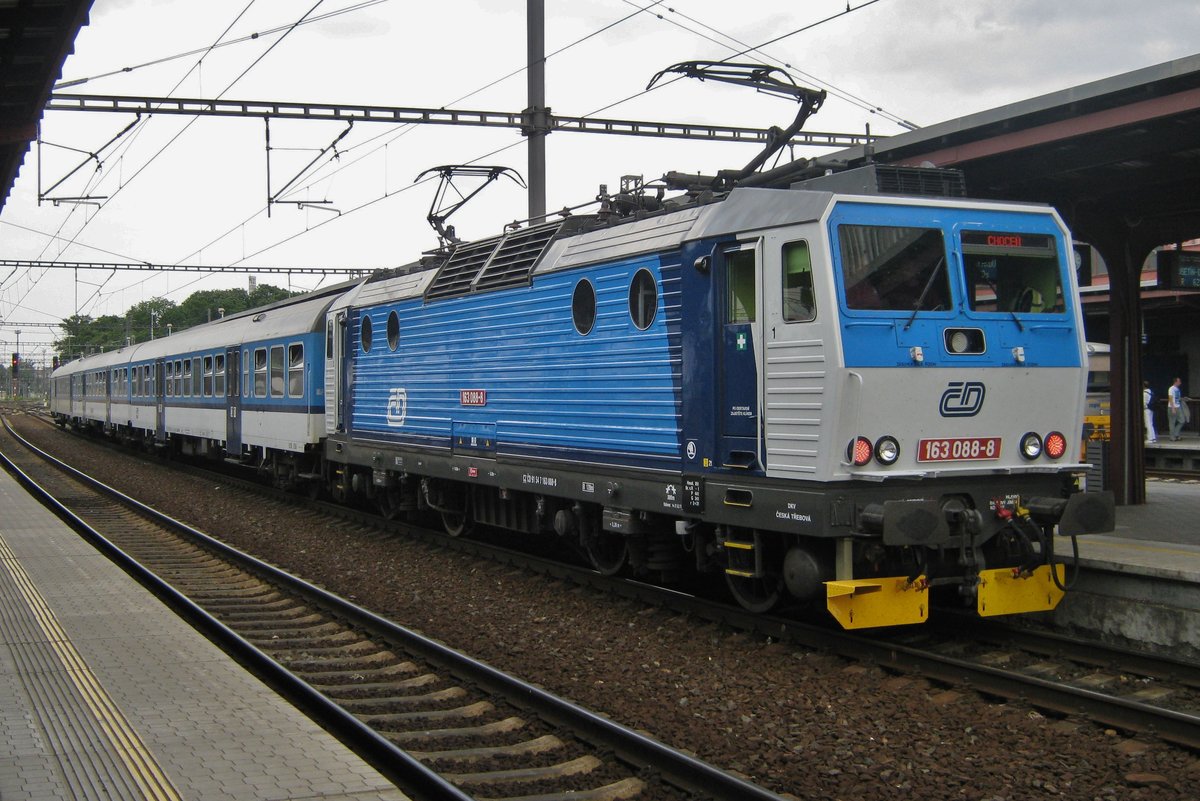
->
[54,284,300,362]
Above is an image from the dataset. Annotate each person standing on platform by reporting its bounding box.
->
[1144,381,1157,443]
[1167,377,1187,440]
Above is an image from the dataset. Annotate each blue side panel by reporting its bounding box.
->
[350,255,684,470]
[829,202,1083,369]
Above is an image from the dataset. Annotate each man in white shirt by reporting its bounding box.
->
[1144,381,1157,443]
[1167,377,1186,440]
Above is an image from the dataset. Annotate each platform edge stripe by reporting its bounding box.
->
[0,533,184,801]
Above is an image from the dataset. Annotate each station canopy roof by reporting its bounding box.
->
[823,53,1200,250]
[0,0,92,213]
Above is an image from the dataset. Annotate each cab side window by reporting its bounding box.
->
[783,241,816,322]
[725,249,757,323]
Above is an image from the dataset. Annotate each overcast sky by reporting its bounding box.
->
[3,0,1199,357]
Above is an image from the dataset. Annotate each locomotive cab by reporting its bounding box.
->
[677,189,1115,627]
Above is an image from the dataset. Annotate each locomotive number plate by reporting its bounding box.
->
[917,437,1001,462]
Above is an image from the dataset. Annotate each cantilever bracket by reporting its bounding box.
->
[37,115,140,206]
[266,119,353,217]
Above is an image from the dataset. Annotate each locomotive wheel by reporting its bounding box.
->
[725,572,783,614]
[441,511,473,537]
[584,531,628,576]
[378,491,401,520]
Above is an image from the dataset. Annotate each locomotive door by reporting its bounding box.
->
[225,346,242,455]
[154,359,166,442]
[324,311,348,433]
[718,243,763,469]
[761,231,823,477]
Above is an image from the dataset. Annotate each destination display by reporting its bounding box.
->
[961,231,1055,256]
[1156,250,1200,290]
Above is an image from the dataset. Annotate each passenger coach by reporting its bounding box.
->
[52,286,353,485]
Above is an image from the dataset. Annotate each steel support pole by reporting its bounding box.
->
[526,0,547,224]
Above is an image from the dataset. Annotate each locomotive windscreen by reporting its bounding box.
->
[962,230,1063,314]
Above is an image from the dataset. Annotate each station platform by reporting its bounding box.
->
[1144,430,1200,473]
[0,465,408,801]
[1050,469,1200,658]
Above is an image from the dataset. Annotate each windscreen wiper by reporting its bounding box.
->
[904,256,945,331]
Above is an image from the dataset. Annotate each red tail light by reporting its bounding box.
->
[848,436,873,466]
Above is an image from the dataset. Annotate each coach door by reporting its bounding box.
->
[154,359,167,442]
[225,346,242,455]
[105,368,113,427]
[718,242,763,469]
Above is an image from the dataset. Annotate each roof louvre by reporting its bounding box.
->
[424,220,564,301]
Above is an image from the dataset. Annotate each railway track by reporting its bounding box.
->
[0,416,787,801]
[12,411,1200,754]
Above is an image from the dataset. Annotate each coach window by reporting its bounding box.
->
[254,348,267,397]
[288,344,304,397]
[165,362,174,397]
[174,360,183,396]
[203,355,214,396]
[628,268,657,330]
[270,345,285,398]
[243,349,251,398]
[572,279,596,335]
[192,358,201,397]
[783,241,816,322]
[184,358,194,397]
[215,354,226,397]
[361,314,374,353]
[726,249,757,323]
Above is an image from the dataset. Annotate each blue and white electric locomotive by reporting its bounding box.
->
[52,165,1114,628]
[324,166,1114,627]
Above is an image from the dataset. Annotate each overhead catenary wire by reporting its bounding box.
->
[621,0,917,129]
[53,1,388,90]
[23,2,892,321]
[236,0,897,268]
[22,2,332,317]
[4,1,267,317]
[582,0,888,119]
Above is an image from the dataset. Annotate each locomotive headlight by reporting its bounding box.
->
[874,436,900,465]
[1043,431,1067,459]
[1019,432,1043,460]
[949,330,970,354]
[847,436,873,466]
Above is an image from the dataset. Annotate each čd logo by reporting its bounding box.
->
[939,381,986,417]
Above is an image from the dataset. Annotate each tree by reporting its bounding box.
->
[53,284,300,365]
[126,298,178,342]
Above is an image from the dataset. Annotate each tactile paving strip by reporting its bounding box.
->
[0,533,182,801]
